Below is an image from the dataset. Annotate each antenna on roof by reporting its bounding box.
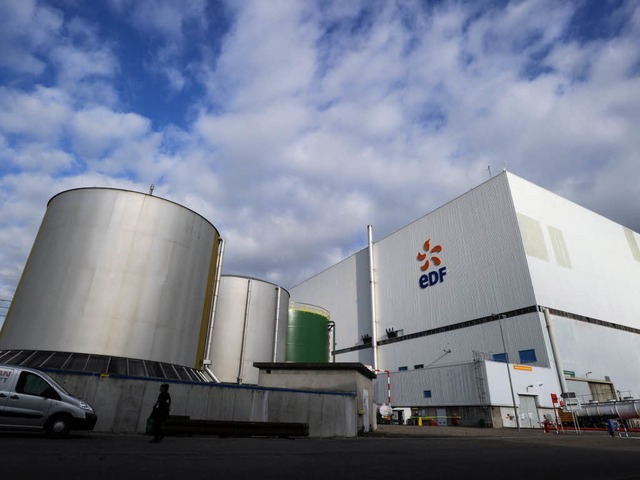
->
[503,162,507,172]
[487,166,492,179]
[149,184,155,196]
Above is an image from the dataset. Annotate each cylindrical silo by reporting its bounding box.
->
[286,302,331,363]
[0,188,221,370]
[207,275,290,384]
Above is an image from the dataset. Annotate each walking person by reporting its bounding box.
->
[149,383,171,443]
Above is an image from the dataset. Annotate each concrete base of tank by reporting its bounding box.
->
[47,365,373,438]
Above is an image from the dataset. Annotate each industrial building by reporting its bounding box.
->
[289,171,640,428]
[2,173,639,433]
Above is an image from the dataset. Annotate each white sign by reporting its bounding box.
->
[564,398,582,412]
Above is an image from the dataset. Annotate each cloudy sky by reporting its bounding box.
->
[1,0,639,320]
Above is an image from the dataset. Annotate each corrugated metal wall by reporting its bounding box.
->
[510,174,640,325]
[551,317,640,396]
[291,172,640,407]
[377,313,549,373]
[289,249,374,367]
[509,173,640,400]
[374,173,535,333]
[374,363,481,407]
[372,173,542,374]
[292,173,545,379]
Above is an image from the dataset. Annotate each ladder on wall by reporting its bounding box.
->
[473,351,490,425]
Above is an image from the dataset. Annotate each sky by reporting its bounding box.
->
[1,0,639,320]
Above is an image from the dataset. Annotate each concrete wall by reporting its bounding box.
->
[47,371,358,438]
[256,367,376,434]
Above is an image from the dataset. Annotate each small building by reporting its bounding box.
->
[255,362,377,434]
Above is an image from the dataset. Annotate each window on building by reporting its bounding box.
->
[423,390,432,398]
[519,349,537,364]
[492,353,507,363]
[414,364,424,369]
[399,366,408,371]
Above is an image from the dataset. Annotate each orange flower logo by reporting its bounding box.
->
[416,239,442,271]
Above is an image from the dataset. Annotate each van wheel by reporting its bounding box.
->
[45,415,72,437]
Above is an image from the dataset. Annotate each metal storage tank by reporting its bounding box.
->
[286,303,332,363]
[207,275,289,384]
[0,188,222,371]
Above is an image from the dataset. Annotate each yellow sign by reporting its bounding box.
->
[513,364,533,371]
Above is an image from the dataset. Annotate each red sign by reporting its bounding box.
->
[551,393,558,404]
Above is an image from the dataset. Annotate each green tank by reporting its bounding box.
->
[286,303,332,363]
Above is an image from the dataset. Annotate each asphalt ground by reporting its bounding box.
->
[1,426,640,480]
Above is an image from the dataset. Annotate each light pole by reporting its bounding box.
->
[497,314,520,431]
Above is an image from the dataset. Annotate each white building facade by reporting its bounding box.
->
[290,172,640,427]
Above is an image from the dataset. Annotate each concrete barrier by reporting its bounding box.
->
[162,418,310,437]
[47,371,358,437]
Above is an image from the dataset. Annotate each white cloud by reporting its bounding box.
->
[69,106,151,158]
[6,142,75,173]
[0,0,63,75]
[195,100,312,174]
[207,0,318,108]
[0,87,71,141]
[1,0,639,301]
[49,44,118,87]
[110,0,208,39]
[108,0,208,92]
[186,0,640,288]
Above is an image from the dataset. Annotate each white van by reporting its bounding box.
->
[0,364,97,436]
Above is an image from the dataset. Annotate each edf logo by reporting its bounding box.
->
[416,239,447,289]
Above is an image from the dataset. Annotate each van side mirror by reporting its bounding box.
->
[43,387,61,400]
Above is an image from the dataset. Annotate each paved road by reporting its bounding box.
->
[2,427,639,479]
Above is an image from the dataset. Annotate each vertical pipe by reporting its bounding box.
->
[201,238,224,382]
[368,225,378,371]
[386,370,391,404]
[543,307,568,394]
[498,315,520,431]
[238,278,252,384]
[204,238,224,364]
[328,321,336,363]
[272,286,281,362]
[332,322,336,363]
